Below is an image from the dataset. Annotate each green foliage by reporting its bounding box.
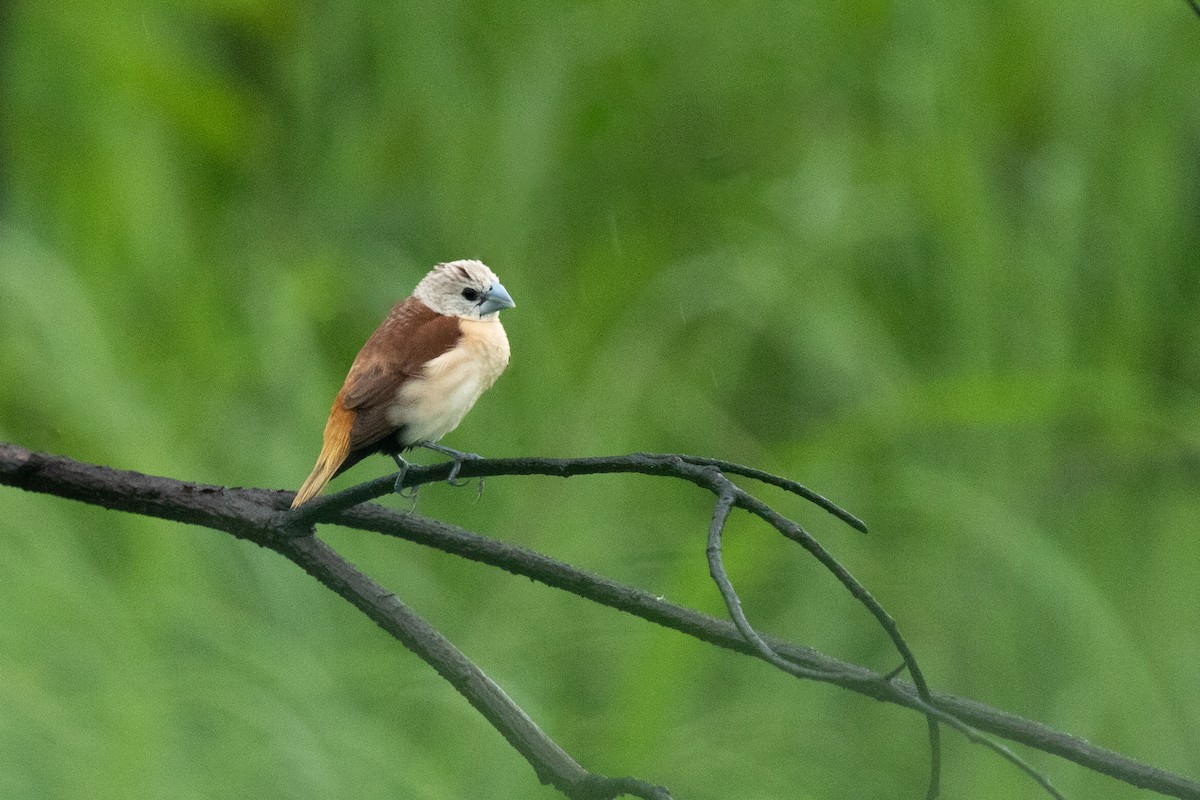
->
[2,1,1199,797]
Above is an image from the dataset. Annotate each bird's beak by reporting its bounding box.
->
[479,282,516,315]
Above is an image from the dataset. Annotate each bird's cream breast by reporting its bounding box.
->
[387,317,510,444]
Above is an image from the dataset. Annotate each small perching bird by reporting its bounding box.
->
[291,260,515,509]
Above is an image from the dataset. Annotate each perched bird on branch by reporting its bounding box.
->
[291,260,515,509]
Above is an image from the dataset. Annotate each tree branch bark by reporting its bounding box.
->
[2,444,1198,800]
[279,534,669,800]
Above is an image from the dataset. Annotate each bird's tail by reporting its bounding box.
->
[291,394,354,509]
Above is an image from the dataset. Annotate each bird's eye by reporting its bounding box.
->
[461,288,480,302]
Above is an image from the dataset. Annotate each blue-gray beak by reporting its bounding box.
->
[479,282,516,315]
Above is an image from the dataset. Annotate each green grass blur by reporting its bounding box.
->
[2,2,1199,798]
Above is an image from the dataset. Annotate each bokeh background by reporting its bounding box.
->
[2,2,1199,798]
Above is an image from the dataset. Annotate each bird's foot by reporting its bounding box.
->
[419,442,486,498]
[391,454,420,502]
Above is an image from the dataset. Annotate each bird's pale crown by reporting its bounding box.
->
[413,259,515,319]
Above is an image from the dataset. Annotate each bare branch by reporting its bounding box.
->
[701,477,1066,798]
[675,453,868,532]
[281,534,673,800]
[705,483,842,681]
[282,453,866,532]
[289,454,946,797]
[281,535,590,795]
[0,444,669,800]
[3,444,1199,799]
[326,492,1199,800]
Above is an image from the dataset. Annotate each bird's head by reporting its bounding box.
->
[413,260,516,320]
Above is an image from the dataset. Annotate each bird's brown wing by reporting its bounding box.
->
[340,297,463,450]
[290,297,463,509]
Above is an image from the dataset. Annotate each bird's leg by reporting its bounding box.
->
[391,453,420,501]
[418,442,485,496]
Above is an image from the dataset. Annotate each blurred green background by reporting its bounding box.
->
[2,1,1199,798]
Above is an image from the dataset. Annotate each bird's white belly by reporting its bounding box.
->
[387,318,510,445]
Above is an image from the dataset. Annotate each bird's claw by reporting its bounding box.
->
[420,443,486,498]
[391,454,420,501]
[446,454,482,487]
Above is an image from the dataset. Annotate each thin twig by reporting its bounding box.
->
[702,480,1062,799]
[704,484,843,680]
[1187,0,1200,19]
[698,474,939,799]
[671,453,868,532]
[282,453,865,532]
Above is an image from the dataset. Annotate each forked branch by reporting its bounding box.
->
[3,444,1199,800]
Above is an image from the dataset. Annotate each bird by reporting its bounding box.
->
[290,260,515,509]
